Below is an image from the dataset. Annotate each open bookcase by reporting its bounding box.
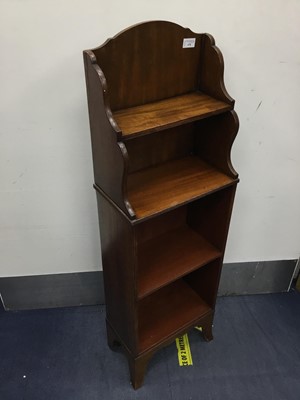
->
[83,21,239,389]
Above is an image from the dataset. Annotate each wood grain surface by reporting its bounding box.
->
[128,156,236,219]
[114,92,231,138]
[138,226,221,298]
[138,279,211,352]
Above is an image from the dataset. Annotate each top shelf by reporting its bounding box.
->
[113,92,232,139]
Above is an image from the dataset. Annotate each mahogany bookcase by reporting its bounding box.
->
[83,20,239,389]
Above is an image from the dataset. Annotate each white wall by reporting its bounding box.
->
[1,0,300,277]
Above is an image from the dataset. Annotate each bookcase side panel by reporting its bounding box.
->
[96,193,137,353]
[194,110,239,179]
[199,33,234,104]
[187,185,237,252]
[184,259,223,309]
[84,51,134,218]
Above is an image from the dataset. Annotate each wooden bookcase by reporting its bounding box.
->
[83,21,239,389]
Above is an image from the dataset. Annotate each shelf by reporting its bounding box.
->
[127,156,236,219]
[138,279,211,352]
[138,226,221,299]
[113,92,232,138]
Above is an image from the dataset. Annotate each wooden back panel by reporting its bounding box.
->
[92,21,202,110]
[125,124,195,173]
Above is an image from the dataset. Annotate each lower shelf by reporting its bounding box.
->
[138,279,211,353]
[138,226,221,298]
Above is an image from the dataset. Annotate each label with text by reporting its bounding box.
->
[176,334,193,366]
[182,38,196,48]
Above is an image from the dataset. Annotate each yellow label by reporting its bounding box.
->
[194,326,202,332]
[176,334,193,366]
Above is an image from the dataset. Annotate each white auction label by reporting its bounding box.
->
[182,38,196,48]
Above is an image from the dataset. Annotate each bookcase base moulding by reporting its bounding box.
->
[84,20,239,389]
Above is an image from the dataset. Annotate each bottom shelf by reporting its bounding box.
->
[138,279,211,352]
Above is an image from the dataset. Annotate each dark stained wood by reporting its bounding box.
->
[114,92,232,138]
[187,185,237,252]
[135,206,187,243]
[84,21,239,389]
[128,351,155,390]
[138,226,221,299]
[186,186,237,311]
[198,312,214,342]
[184,260,223,310]
[106,319,155,389]
[84,22,238,221]
[91,21,203,110]
[195,110,239,178]
[199,34,234,104]
[138,280,211,352]
[83,50,134,218]
[96,193,137,354]
[125,124,194,173]
[127,156,236,219]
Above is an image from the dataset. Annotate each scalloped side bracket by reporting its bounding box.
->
[83,50,135,219]
[199,33,234,105]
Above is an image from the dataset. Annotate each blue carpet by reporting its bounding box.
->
[0,290,299,399]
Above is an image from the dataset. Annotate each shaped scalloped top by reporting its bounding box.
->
[85,21,234,113]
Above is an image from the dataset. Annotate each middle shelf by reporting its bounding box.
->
[127,156,236,219]
[138,225,221,299]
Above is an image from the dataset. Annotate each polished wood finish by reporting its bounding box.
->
[83,50,133,218]
[138,226,221,299]
[96,193,137,353]
[91,21,203,110]
[114,92,231,138]
[187,186,237,252]
[195,110,239,179]
[128,156,235,219]
[138,280,211,352]
[126,124,194,173]
[84,21,239,389]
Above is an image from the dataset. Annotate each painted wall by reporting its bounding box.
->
[1,0,299,277]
